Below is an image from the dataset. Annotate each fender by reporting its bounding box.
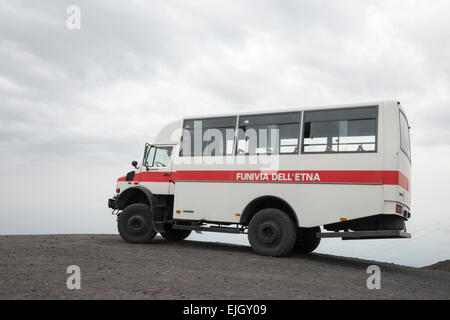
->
[240,195,299,227]
[115,186,168,233]
[115,186,157,210]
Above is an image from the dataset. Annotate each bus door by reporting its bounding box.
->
[139,144,175,195]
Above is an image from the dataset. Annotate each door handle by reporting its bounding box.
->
[163,173,170,176]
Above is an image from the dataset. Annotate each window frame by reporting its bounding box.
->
[236,111,301,156]
[143,144,173,168]
[399,110,411,162]
[143,143,155,167]
[180,116,238,157]
[300,105,379,154]
[152,146,173,168]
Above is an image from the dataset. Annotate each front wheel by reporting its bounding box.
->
[248,208,297,257]
[293,227,321,254]
[117,203,156,243]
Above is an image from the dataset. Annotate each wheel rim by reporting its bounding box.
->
[257,221,280,244]
[127,215,147,234]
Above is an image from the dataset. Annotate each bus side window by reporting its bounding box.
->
[302,106,378,153]
[399,111,411,159]
[180,116,237,157]
[237,112,300,155]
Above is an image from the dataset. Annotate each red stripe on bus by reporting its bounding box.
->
[119,170,409,190]
[137,171,172,182]
[398,172,410,191]
[117,172,171,183]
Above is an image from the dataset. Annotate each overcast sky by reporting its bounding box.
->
[1,0,449,267]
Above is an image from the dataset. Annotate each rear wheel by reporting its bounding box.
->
[117,203,156,243]
[294,227,321,254]
[248,208,297,257]
[161,226,192,241]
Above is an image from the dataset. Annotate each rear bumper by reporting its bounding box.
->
[318,230,411,240]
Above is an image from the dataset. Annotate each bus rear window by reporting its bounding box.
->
[302,106,378,153]
[400,111,411,159]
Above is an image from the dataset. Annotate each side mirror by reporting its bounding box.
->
[131,161,138,169]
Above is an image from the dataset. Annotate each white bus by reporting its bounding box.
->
[108,100,411,256]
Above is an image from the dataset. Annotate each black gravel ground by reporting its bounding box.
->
[0,234,449,299]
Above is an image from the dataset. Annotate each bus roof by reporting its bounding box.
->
[182,100,398,120]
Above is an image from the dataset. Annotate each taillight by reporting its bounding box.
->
[396,204,403,214]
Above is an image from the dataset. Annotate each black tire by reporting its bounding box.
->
[161,226,192,241]
[248,208,297,257]
[294,227,321,254]
[117,203,156,243]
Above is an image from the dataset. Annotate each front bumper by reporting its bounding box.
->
[108,197,117,209]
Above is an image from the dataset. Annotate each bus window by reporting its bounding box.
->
[180,116,237,157]
[144,145,156,167]
[237,112,300,155]
[153,147,172,167]
[400,111,411,159]
[302,106,377,153]
[144,146,172,167]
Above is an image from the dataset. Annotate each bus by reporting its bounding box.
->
[108,100,412,256]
